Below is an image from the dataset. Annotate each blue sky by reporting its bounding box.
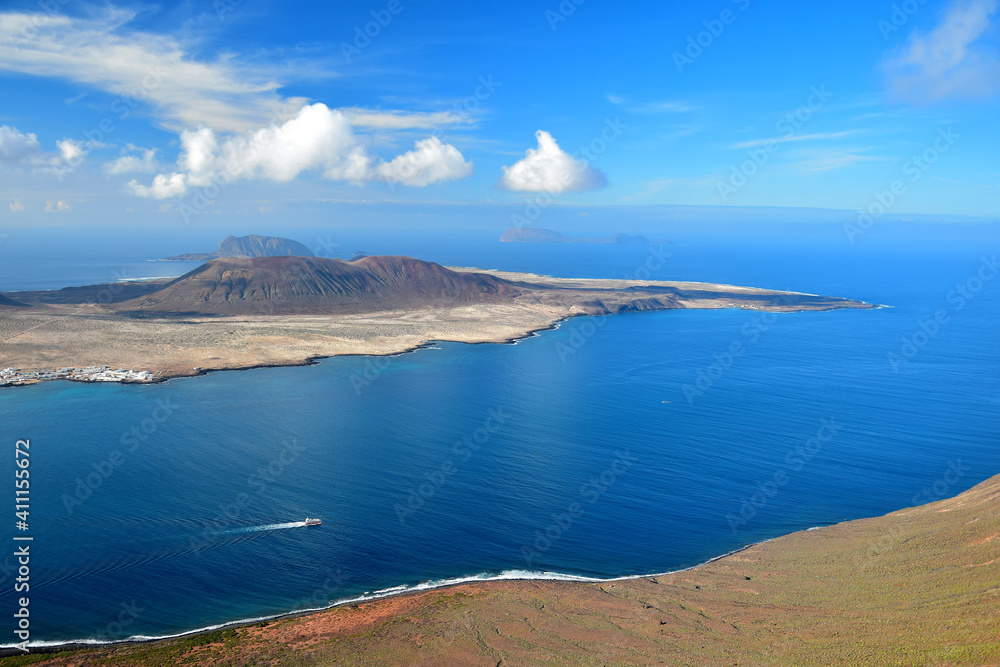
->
[0,0,997,229]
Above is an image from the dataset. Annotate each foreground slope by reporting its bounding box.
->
[11,473,999,666]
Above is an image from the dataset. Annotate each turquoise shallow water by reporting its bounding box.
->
[1,234,998,645]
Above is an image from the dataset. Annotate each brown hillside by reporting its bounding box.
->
[13,473,999,666]
[114,256,520,315]
[0,293,28,308]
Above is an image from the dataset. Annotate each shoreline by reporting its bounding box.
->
[0,537,776,655]
[1,263,880,390]
[0,270,888,657]
[0,300,875,390]
[0,315,568,390]
[0,309,573,390]
[8,470,999,664]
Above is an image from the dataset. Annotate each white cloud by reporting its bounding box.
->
[179,128,220,181]
[127,103,473,198]
[127,172,187,199]
[0,7,307,132]
[632,101,697,114]
[802,154,879,172]
[498,130,606,193]
[57,139,85,162]
[787,147,886,172]
[732,131,862,150]
[0,125,42,163]
[44,200,71,212]
[884,0,1000,102]
[9,201,25,213]
[376,137,474,186]
[208,103,370,184]
[606,94,696,113]
[105,147,158,175]
[0,125,88,173]
[342,109,470,130]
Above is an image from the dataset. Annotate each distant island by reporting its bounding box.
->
[0,253,874,385]
[500,227,669,244]
[162,234,314,261]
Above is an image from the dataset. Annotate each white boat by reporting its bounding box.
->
[304,517,321,526]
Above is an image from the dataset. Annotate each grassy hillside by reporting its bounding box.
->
[5,473,999,666]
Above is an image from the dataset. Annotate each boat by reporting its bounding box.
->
[304,517,321,526]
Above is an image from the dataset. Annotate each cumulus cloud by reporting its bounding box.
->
[127,172,187,199]
[126,103,473,198]
[0,125,89,173]
[44,200,71,212]
[57,139,85,162]
[376,137,474,186]
[884,0,1000,102]
[498,130,606,193]
[9,201,25,213]
[197,104,371,184]
[0,125,42,163]
[106,146,158,175]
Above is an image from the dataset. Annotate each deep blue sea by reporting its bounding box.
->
[1,228,999,646]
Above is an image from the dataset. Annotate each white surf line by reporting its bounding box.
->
[1,533,805,652]
[114,276,180,283]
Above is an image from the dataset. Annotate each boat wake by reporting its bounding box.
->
[215,521,306,535]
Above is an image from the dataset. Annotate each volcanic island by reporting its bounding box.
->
[0,251,875,386]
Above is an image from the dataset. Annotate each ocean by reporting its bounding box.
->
[1,227,998,645]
